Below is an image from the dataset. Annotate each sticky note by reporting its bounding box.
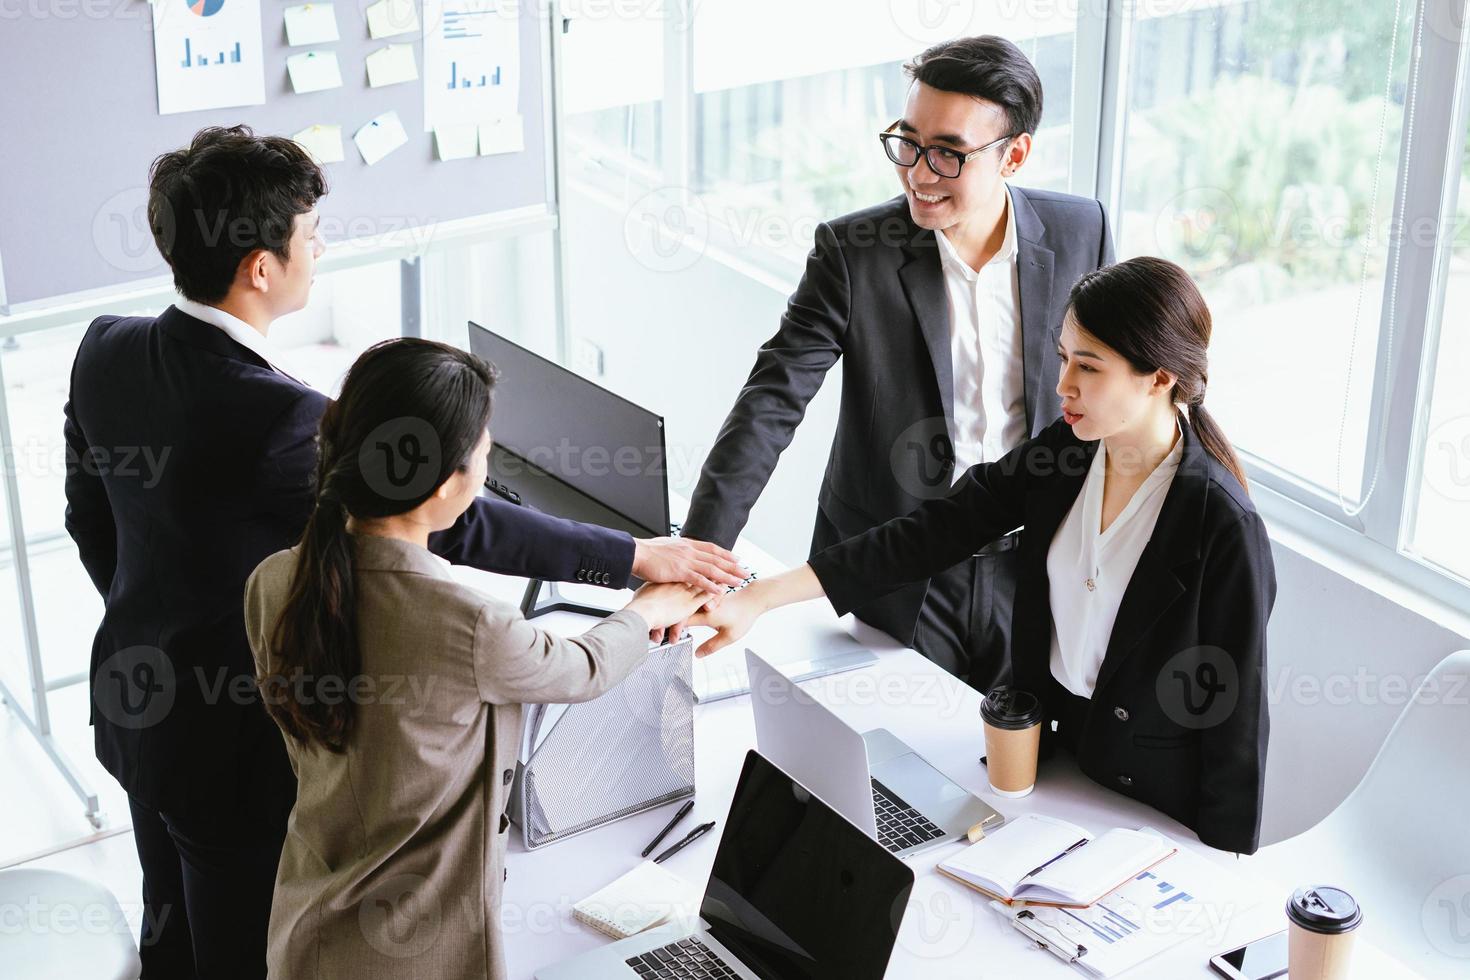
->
[366,0,419,39]
[292,124,345,164]
[366,43,418,88]
[354,111,409,166]
[286,50,343,94]
[478,115,525,157]
[434,124,479,161]
[284,4,340,46]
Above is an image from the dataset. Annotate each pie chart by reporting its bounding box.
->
[187,0,225,15]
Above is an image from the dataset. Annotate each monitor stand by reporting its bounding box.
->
[520,578,617,621]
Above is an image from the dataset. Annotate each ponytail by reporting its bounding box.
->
[262,459,361,753]
[1187,402,1249,497]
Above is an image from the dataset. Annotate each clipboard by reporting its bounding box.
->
[1010,907,1089,966]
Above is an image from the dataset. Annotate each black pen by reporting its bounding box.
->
[1019,837,1089,881]
[653,821,715,864]
[641,800,695,858]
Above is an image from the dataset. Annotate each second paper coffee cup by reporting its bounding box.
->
[1286,886,1362,980]
[980,687,1043,797]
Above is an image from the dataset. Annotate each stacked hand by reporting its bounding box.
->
[632,536,746,595]
[626,582,722,643]
[685,590,763,657]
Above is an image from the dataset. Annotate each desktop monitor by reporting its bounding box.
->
[466,322,671,540]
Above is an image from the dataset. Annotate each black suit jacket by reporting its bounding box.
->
[808,417,1276,854]
[683,187,1114,645]
[63,307,635,825]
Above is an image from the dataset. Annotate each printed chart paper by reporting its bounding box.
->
[152,0,267,115]
[422,0,519,133]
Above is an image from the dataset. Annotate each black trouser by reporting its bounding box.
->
[912,536,1020,694]
[128,795,286,980]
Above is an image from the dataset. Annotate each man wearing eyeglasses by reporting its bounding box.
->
[680,36,1114,693]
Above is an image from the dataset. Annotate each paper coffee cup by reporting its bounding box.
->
[1286,886,1362,980]
[980,687,1043,798]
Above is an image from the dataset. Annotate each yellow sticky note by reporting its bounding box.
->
[286,50,343,94]
[366,43,418,88]
[354,111,409,166]
[478,115,524,157]
[435,124,479,161]
[292,124,345,164]
[284,4,340,46]
[366,0,419,40]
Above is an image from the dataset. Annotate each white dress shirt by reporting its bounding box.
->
[174,297,284,376]
[1047,423,1185,698]
[935,185,1026,477]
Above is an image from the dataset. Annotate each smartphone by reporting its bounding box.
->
[1208,930,1289,980]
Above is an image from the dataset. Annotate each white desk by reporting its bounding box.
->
[454,535,1414,979]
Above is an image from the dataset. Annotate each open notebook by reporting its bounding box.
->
[572,861,698,940]
[937,813,1175,909]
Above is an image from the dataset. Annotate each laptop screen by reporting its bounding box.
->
[701,751,914,980]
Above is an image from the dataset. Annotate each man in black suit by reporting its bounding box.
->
[681,37,1114,691]
[63,126,743,979]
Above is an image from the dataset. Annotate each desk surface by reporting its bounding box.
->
[452,529,1413,980]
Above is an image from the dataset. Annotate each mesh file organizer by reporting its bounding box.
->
[509,636,696,849]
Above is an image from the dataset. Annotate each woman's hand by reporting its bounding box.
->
[625,582,718,641]
[686,589,766,658]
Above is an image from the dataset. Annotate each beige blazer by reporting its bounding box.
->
[244,534,650,980]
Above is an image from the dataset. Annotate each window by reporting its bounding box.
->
[1115,0,1415,505]
[1408,110,1470,583]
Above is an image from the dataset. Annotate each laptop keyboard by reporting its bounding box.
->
[872,777,946,853]
[627,936,739,979]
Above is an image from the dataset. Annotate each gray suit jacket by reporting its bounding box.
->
[244,535,651,979]
[682,186,1113,646]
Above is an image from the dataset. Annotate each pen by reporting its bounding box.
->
[641,800,695,858]
[1018,837,1089,881]
[653,820,715,864]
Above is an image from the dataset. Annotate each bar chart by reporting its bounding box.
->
[180,39,243,68]
[446,62,501,89]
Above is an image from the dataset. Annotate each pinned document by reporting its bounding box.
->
[286,50,343,94]
[366,0,419,39]
[478,115,524,156]
[366,43,418,88]
[284,4,340,46]
[354,111,409,166]
[434,124,479,161]
[292,124,345,164]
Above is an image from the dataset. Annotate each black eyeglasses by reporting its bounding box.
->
[878,120,1015,179]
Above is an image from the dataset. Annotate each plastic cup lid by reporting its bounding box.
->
[980,687,1043,730]
[1287,886,1363,934]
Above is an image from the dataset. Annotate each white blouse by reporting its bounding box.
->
[1046,424,1184,698]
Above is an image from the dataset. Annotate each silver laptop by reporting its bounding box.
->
[746,649,1003,857]
[535,749,914,980]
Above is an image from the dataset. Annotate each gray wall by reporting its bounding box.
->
[564,183,1470,848]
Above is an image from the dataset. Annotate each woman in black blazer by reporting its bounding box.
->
[692,257,1276,854]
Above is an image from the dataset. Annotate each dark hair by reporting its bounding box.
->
[1065,257,1250,494]
[148,125,328,304]
[262,339,498,752]
[903,36,1044,138]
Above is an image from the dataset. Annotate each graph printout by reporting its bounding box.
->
[422,0,520,132]
[153,0,267,115]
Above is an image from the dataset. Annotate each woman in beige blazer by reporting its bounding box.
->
[243,339,710,979]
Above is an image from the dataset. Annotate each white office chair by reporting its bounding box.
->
[0,868,141,980]
[1247,649,1470,978]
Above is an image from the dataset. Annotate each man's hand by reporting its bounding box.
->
[632,536,746,594]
